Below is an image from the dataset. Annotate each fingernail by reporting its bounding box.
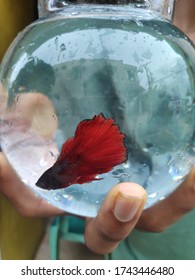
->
[114,192,144,222]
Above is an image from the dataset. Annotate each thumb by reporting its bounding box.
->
[84,182,147,255]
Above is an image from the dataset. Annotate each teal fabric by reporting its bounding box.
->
[110,209,195,260]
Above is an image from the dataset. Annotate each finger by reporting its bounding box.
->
[85,182,147,255]
[0,152,65,217]
[136,167,195,232]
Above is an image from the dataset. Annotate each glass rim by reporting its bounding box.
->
[38,0,176,21]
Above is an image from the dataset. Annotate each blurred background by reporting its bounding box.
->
[0,0,44,260]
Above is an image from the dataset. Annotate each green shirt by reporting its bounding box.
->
[110,209,195,260]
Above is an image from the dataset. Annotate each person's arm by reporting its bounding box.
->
[0,152,64,217]
[135,0,195,233]
[136,167,195,232]
[173,0,195,43]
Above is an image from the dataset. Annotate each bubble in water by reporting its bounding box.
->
[70,12,80,16]
[168,157,192,182]
[148,192,158,199]
[167,6,172,15]
[55,37,59,50]
[60,43,66,51]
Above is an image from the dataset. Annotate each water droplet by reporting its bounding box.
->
[153,170,159,176]
[40,158,47,166]
[56,1,67,8]
[49,150,56,158]
[54,196,60,201]
[143,148,149,152]
[133,19,144,27]
[119,174,130,182]
[168,158,191,181]
[167,6,172,15]
[148,192,158,198]
[70,12,80,16]
[55,37,59,50]
[62,194,69,199]
[123,161,130,168]
[112,169,124,175]
[147,176,153,183]
[33,57,38,66]
[60,43,66,51]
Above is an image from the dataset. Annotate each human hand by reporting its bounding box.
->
[0,152,147,254]
[128,10,195,239]
[0,152,64,217]
[2,151,195,255]
[85,168,195,255]
[136,167,195,233]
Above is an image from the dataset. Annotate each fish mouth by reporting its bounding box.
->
[35,179,50,190]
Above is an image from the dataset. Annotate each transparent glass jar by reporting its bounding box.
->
[1,0,195,217]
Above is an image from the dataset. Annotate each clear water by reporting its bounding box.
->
[1,7,195,217]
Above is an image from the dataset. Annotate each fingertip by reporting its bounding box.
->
[117,182,147,200]
[113,183,147,223]
[85,182,147,254]
[101,182,147,216]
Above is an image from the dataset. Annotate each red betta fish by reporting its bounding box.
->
[36,113,127,190]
